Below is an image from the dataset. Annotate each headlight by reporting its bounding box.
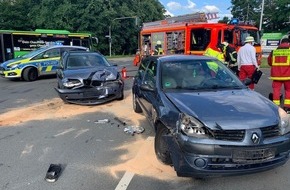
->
[105,72,116,80]
[177,113,209,138]
[278,107,290,135]
[8,62,21,69]
[62,79,83,88]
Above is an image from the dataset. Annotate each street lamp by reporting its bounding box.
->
[259,0,265,31]
[107,16,138,56]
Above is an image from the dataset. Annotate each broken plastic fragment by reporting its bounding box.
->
[94,119,110,124]
[124,126,145,135]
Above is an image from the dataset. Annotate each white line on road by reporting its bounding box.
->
[114,137,154,190]
[114,171,135,190]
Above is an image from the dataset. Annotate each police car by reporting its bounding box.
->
[0,45,88,81]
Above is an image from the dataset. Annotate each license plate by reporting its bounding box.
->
[233,148,275,164]
[83,89,105,98]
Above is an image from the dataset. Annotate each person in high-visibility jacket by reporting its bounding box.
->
[154,40,164,55]
[268,37,290,111]
[203,47,224,74]
[218,42,238,75]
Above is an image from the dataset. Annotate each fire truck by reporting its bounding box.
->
[134,12,262,65]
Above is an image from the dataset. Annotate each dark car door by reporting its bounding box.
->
[138,59,158,122]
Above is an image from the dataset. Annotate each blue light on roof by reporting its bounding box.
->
[229,18,239,25]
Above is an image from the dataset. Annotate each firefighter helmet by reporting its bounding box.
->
[156,40,161,45]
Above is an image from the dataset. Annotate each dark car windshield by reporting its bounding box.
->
[161,59,245,90]
[66,54,111,69]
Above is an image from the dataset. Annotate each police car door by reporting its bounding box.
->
[32,47,61,76]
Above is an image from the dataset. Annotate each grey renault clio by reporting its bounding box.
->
[132,55,290,178]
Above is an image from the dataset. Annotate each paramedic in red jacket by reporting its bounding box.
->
[268,37,290,111]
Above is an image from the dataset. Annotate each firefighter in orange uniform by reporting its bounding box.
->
[268,37,290,112]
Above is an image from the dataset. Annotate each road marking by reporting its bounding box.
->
[54,128,75,137]
[114,171,134,190]
[114,137,153,190]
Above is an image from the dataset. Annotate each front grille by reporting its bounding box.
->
[83,79,103,87]
[209,129,245,141]
[261,125,280,138]
[91,81,102,86]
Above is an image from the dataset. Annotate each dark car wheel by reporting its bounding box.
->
[23,67,38,81]
[154,125,172,165]
[133,92,142,113]
[117,90,124,100]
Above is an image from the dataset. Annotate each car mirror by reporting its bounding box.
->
[140,83,155,92]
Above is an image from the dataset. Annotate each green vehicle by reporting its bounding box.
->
[0,29,98,63]
[261,33,285,53]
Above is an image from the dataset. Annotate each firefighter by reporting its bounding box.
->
[267,37,290,112]
[154,40,164,55]
[133,49,141,66]
[218,42,238,75]
[203,46,224,74]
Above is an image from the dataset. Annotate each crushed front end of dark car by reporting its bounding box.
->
[132,55,290,178]
[55,51,124,105]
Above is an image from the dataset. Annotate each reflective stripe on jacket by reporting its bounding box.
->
[268,43,290,80]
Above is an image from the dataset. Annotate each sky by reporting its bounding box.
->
[159,0,233,22]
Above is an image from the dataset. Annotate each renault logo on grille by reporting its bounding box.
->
[251,133,260,144]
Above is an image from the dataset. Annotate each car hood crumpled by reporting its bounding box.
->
[165,89,279,130]
[63,67,119,80]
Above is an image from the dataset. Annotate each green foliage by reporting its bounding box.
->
[231,0,290,33]
[218,17,230,23]
[0,0,165,55]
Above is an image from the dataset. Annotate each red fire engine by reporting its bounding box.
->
[134,12,262,65]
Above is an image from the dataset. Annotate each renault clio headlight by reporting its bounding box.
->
[177,113,209,138]
[278,107,290,135]
[62,78,83,88]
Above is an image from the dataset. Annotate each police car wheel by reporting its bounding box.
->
[23,67,38,81]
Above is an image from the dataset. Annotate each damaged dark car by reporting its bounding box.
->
[55,51,124,105]
[132,55,290,178]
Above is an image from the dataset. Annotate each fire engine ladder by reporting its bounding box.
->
[143,12,208,28]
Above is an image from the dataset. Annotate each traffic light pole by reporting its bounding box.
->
[108,16,138,57]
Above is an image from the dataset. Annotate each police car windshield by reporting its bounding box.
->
[21,46,50,58]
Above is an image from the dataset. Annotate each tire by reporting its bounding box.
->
[154,125,172,165]
[23,67,38,81]
[133,92,142,113]
[117,90,124,100]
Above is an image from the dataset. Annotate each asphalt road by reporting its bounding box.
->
[0,57,289,190]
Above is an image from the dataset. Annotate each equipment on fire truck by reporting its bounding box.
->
[134,12,261,66]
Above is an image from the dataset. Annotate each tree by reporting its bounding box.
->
[231,0,290,33]
[0,0,166,55]
[218,17,230,23]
